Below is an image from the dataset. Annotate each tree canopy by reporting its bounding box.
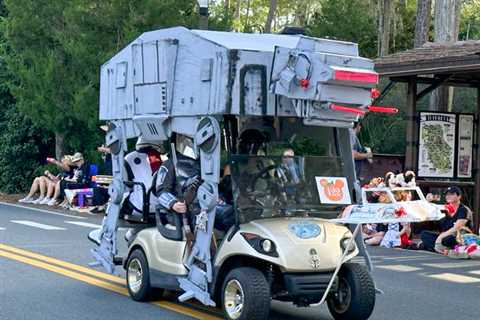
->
[0,0,478,192]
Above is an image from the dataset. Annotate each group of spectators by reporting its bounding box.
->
[360,184,473,255]
[351,120,476,256]
[18,152,90,208]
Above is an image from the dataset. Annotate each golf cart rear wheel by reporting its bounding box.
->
[221,267,270,320]
[327,263,375,320]
[126,249,157,301]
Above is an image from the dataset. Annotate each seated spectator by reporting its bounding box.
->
[420,186,472,253]
[56,153,91,208]
[19,155,74,204]
[380,222,412,248]
[364,223,387,245]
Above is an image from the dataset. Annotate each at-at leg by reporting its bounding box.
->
[89,121,127,274]
[178,117,221,307]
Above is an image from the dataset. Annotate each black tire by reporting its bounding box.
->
[221,267,270,320]
[126,249,157,301]
[327,263,375,320]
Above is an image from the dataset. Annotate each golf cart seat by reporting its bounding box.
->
[120,172,159,224]
[155,207,184,241]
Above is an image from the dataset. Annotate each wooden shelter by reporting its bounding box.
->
[375,40,480,233]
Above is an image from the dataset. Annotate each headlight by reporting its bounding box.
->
[241,233,278,257]
[261,239,273,253]
[340,236,356,254]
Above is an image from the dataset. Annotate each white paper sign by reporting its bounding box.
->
[457,114,474,178]
[315,177,351,205]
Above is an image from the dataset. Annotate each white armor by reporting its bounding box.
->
[124,150,158,213]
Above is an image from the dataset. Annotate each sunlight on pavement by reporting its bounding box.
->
[376,265,422,272]
[422,262,480,269]
[428,273,480,284]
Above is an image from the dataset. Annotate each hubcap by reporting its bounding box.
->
[224,279,245,320]
[331,277,352,314]
[127,258,143,294]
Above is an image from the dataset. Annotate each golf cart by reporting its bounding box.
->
[88,27,393,320]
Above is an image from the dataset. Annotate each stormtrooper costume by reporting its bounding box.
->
[123,137,163,216]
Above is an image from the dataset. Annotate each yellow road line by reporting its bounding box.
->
[0,249,128,295]
[0,246,222,320]
[0,243,124,285]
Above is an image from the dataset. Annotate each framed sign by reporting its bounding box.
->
[418,112,456,178]
[457,114,474,178]
[315,177,351,205]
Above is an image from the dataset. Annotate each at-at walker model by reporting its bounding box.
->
[89,26,395,320]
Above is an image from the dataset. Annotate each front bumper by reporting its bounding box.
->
[283,272,337,298]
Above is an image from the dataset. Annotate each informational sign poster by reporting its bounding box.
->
[457,114,474,178]
[418,112,456,178]
[315,177,351,205]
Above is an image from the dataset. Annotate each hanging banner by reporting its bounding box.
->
[418,112,456,178]
[457,114,474,178]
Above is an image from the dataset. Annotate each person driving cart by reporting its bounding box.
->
[275,148,308,204]
[156,134,234,233]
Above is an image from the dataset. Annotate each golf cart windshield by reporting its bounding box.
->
[230,155,349,223]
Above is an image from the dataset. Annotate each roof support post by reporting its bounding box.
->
[405,77,418,172]
[474,88,480,234]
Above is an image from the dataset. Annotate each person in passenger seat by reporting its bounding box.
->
[123,137,165,242]
[123,137,164,216]
[156,134,234,234]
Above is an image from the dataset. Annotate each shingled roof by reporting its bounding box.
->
[374,41,480,78]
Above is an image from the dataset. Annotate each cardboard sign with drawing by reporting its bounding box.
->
[315,177,351,205]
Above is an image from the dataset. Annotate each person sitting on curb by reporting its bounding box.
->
[19,155,75,204]
[420,186,472,253]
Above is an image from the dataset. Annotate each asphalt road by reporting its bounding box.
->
[0,202,479,320]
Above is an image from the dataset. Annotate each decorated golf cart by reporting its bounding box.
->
[87,27,439,320]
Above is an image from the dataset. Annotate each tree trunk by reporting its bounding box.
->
[429,0,461,111]
[225,0,230,12]
[378,0,393,57]
[234,0,241,19]
[264,0,277,33]
[414,0,432,48]
[55,132,65,160]
[244,0,251,31]
[294,0,309,26]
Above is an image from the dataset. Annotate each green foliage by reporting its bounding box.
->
[459,0,480,40]
[0,0,199,158]
[391,0,416,53]
[307,0,378,58]
[1,0,479,190]
[358,80,407,155]
[0,104,49,193]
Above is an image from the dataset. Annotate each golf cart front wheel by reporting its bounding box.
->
[327,263,375,320]
[126,249,156,301]
[221,267,270,320]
